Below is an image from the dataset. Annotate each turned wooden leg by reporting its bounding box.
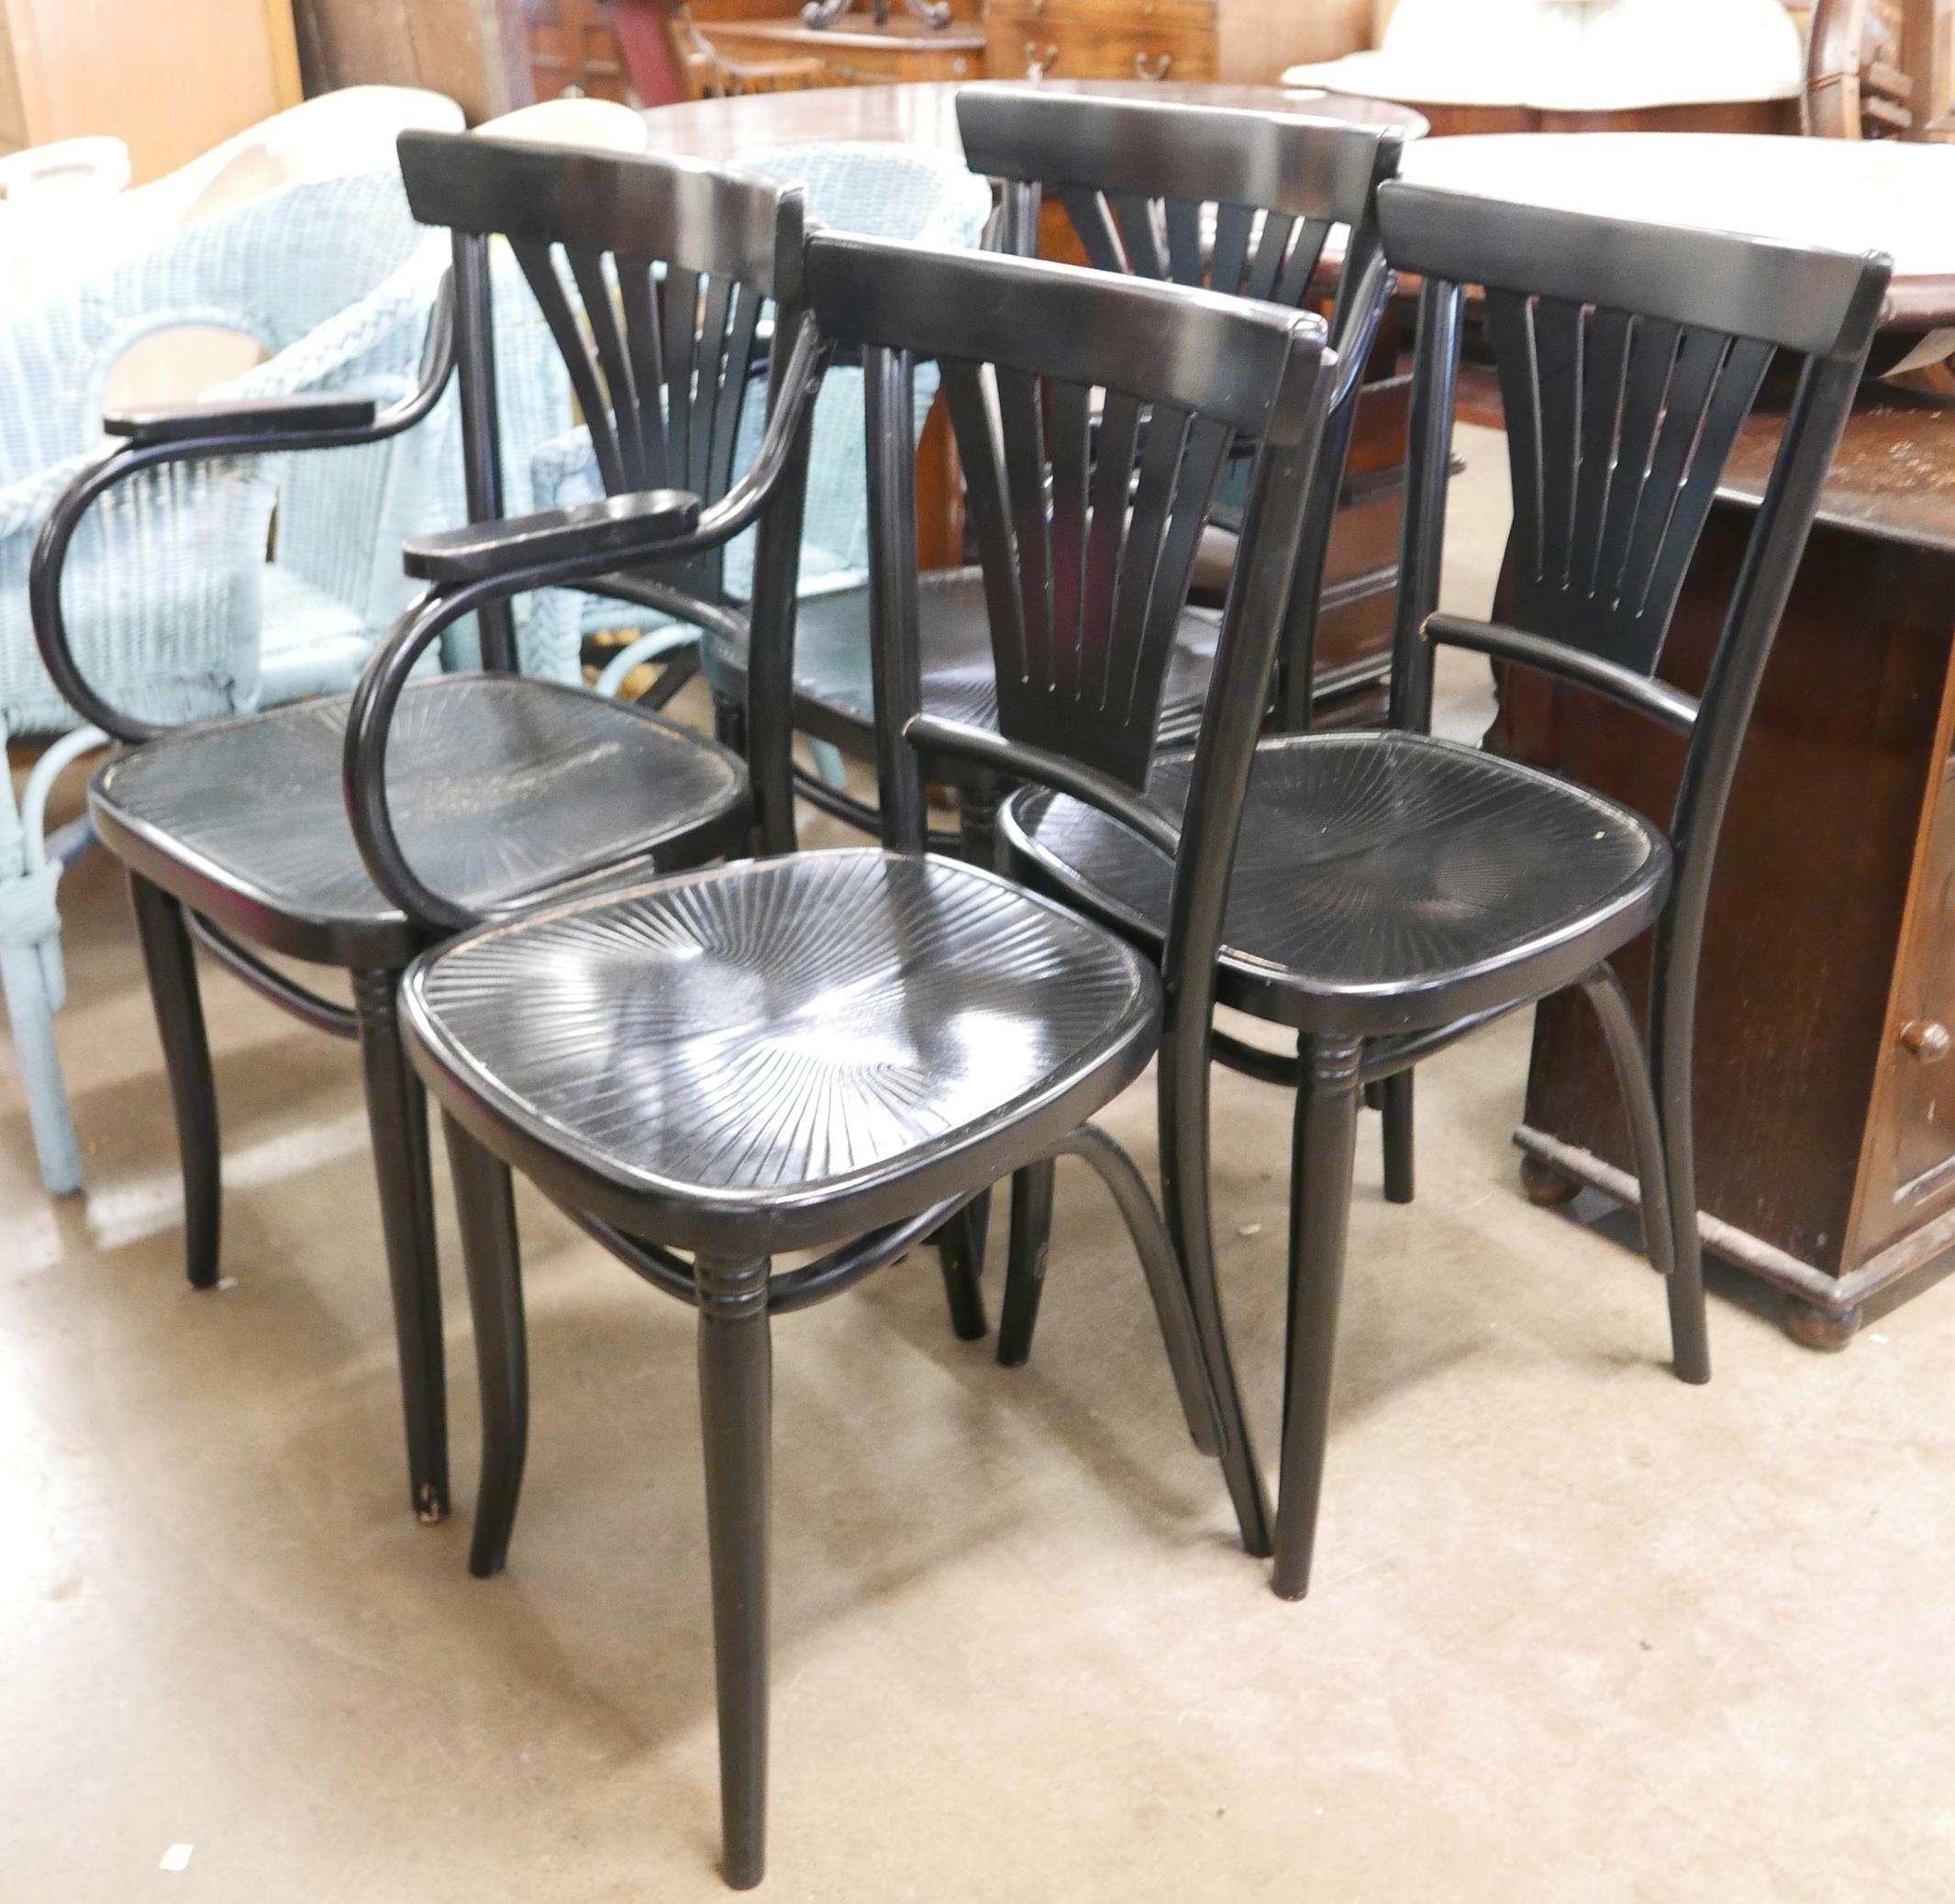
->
[932,1189,990,1342]
[128,874,220,1289]
[995,1159,1055,1369]
[352,967,450,1524]
[1272,1032,1362,1602]
[696,1254,773,1890]
[445,1114,527,1577]
[1381,1069,1415,1205]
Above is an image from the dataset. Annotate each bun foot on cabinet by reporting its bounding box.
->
[1783,1299,1863,1353]
[1519,1152,1583,1208]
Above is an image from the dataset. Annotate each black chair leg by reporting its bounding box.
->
[695,1254,772,1891]
[1055,1127,1223,1458]
[933,1189,990,1341]
[1582,965,1708,1384]
[1272,1031,1362,1601]
[444,1113,527,1577]
[1662,1184,1712,1386]
[1157,1050,1274,1559]
[996,1158,1055,1367]
[352,967,450,1523]
[713,691,749,757]
[1381,1069,1415,1205]
[127,874,220,1289]
[1657,1064,1712,1387]
[955,781,1050,1351]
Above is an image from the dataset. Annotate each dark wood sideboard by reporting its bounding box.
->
[1498,388,1955,1346]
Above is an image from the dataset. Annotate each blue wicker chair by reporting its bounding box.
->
[6,142,989,1196]
[2,167,450,1193]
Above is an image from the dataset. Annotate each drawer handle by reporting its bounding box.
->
[1902,1019,1951,1063]
[1134,50,1172,80]
[1024,40,1059,78]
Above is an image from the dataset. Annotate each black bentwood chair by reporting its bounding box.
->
[957,82,1414,1315]
[1001,186,1891,1600]
[702,85,1405,1335]
[701,85,1401,852]
[28,131,824,1522]
[353,238,1331,1887]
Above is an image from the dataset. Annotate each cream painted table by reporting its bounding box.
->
[1400,133,1955,334]
[1284,0,1803,136]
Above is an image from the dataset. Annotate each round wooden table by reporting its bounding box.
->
[1400,132,1955,331]
[639,78,1430,161]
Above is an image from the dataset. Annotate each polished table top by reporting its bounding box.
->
[638,79,1431,163]
[1400,133,1955,330]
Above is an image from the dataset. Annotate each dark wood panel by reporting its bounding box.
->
[294,0,530,119]
[524,0,631,100]
[1413,97,1799,139]
[1323,473,1402,588]
[1314,573,1396,698]
[1868,749,1955,1247]
[1504,496,1955,1276]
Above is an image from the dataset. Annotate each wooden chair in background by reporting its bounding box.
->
[606,0,829,105]
[1806,0,1954,139]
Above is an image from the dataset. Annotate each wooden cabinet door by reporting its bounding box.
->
[523,0,631,101]
[3,0,302,180]
[1855,740,1955,1257]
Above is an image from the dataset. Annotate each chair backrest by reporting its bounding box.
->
[394,128,805,669]
[955,85,1401,729]
[797,230,1329,1029]
[1378,179,1887,955]
[738,140,994,587]
[957,84,1398,355]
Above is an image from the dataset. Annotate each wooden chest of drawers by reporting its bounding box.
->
[983,0,1370,86]
[705,15,986,84]
[1503,390,1955,1346]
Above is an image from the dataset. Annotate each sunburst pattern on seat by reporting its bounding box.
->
[405,850,1157,1203]
[1006,731,1668,1029]
[91,676,747,961]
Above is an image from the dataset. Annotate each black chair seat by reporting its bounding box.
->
[1002,731,1671,1036]
[401,849,1161,1253]
[706,567,1224,763]
[91,675,749,967]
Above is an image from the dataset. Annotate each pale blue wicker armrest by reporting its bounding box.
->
[6,451,275,739]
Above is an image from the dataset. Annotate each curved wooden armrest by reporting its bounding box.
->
[404,489,705,585]
[105,394,381,446]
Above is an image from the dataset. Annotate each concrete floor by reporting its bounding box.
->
[6,429,1955,1901]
